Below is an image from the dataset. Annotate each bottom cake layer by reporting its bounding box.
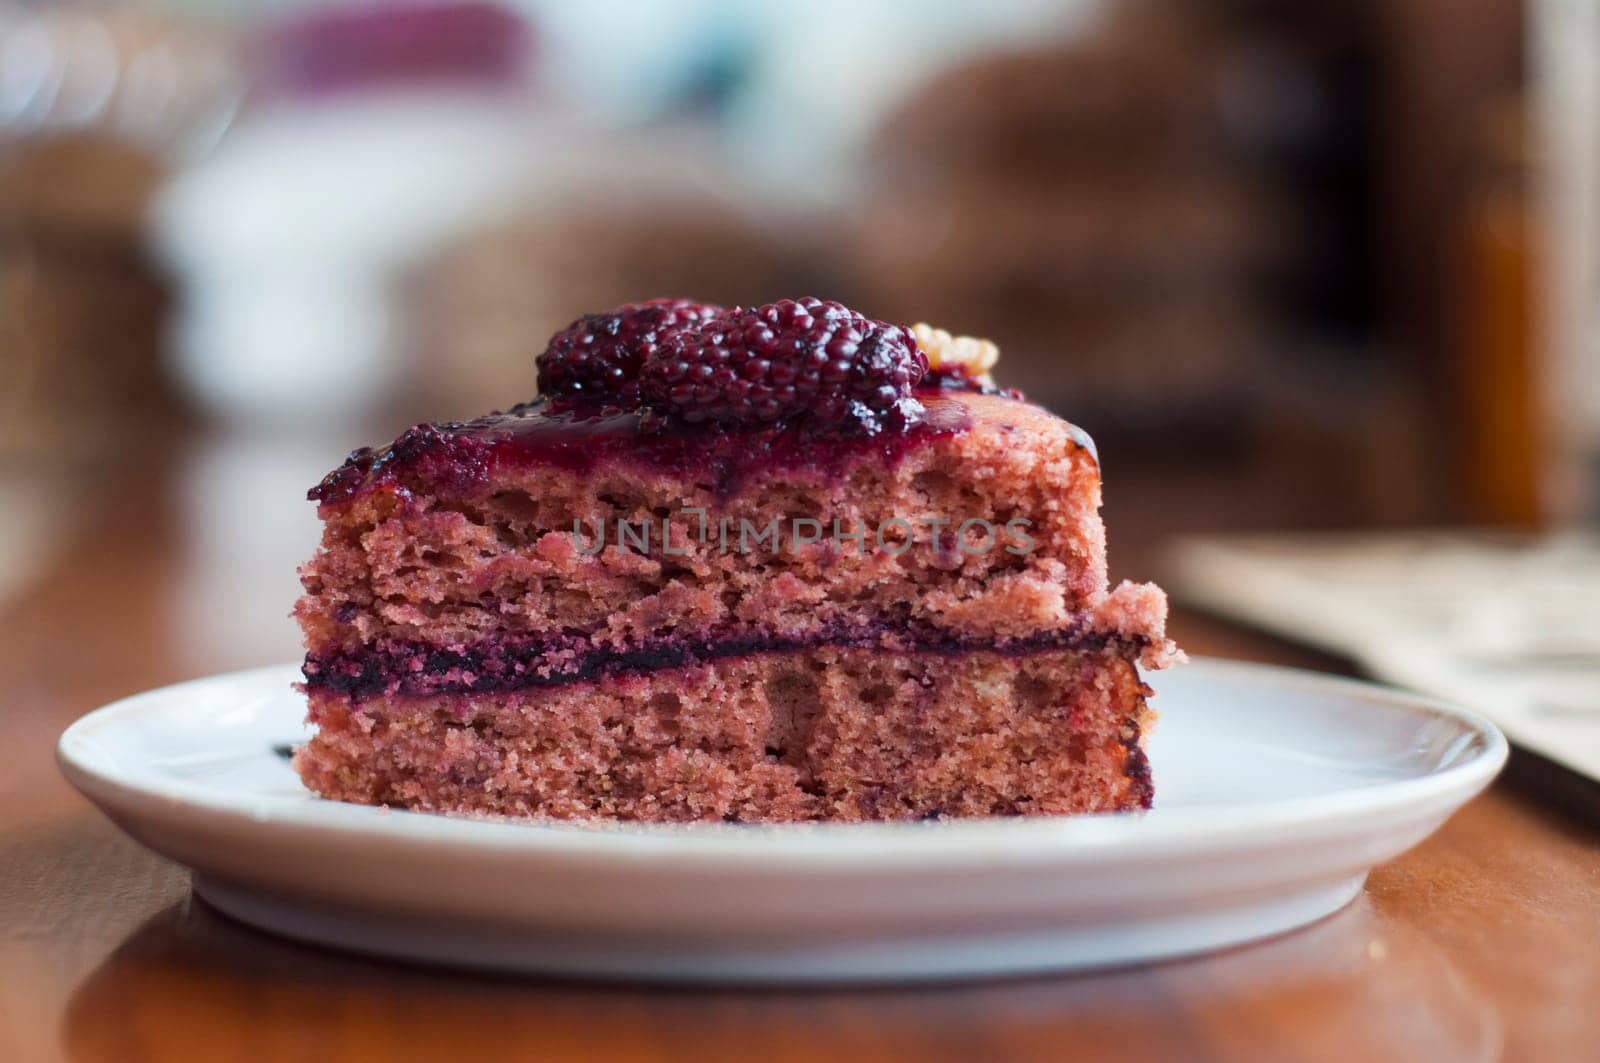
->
[294,645,1154,822]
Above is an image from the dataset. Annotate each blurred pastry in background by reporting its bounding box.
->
[0,135,171,462]
[0,5,240,463]
[405,173,799,422]
[851,2,1292,440]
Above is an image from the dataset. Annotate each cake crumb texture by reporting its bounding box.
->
[296,392,1136,654]
[294,645,1153,822]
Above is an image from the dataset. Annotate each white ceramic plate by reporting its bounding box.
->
[58,657,1505,983]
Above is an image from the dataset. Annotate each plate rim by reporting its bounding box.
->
[57,655,1508,869]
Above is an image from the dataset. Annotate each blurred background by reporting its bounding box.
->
[0,0,1595,721]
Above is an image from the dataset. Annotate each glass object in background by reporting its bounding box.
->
[1456,98,1540,527]
[1534,0,1600,524]
[153,1,543,428]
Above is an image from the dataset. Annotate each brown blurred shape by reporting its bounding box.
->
[0,5,240,465]
[0,136,174,462]
[1455,97,1540,527]
[852,3,1286,436]
[404,199,801,421]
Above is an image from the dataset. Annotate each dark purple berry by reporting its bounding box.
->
[537,298,723,405]
[639,297,927,430]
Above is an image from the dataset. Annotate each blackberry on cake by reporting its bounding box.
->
[537,297,723,407]
[639,297,926,429]
[294,298,1179,821]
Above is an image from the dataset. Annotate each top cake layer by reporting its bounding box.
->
[298,385,1171,672]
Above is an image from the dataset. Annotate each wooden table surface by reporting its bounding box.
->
[2,449,1597,1063]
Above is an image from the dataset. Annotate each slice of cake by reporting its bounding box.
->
[294,297,1178,821]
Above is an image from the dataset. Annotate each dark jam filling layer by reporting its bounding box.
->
[303,618,1141,701]
[309,387,989,506]
[1121,722,1154,811]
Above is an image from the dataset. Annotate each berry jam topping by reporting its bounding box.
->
[923,367,1027,401]
[536,298,723,407]
[308,299,1036,506]
[639,298,928,433]
[307,392,978,505]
